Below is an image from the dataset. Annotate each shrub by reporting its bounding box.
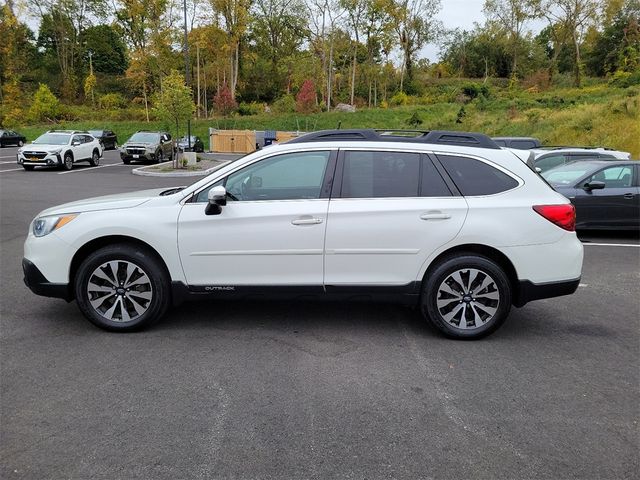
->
[29,84,60,122]
[390,91,410,106]
[237,102,262,116]
[455,106,466,124]
[461,82,490,99]
[296,79,317,113]
[608,69,640,88]
[406,112,423,127]
[271,94,296,113]
[213,83,237,116]
[99,93,127,109]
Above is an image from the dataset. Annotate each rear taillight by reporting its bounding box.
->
[533,204,576,231]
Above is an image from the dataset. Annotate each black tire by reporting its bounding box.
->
[123,158,131,165]
[22,165,34,171]
[18,140,24,147]
[89,149,100,166]
[156,150,163,164]
[421,254,512,339]
[63,152,73,170]
[74,244,170,332]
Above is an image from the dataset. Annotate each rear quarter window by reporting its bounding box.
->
[437,154,518,196]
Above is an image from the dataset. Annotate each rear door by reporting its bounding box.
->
[323,149,467,287]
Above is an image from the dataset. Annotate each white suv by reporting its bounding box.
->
[23,129,583,338]
[17,130,103,171]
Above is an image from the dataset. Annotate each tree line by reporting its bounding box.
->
[0,0,638,125]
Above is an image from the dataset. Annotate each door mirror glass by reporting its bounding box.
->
[72,140,81,146]
[584,180,605,190]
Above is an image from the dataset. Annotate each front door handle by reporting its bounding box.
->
[623,193,634,199]
[420,212,451,220]
[291,216,323,226]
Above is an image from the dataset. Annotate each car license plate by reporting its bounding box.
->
[133,154,139,158]
[29,157,38,161]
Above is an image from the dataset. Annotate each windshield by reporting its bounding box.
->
[88,130,103,136]
[128,132,159,143]
[542,164,594,186]
[33,133,71,145]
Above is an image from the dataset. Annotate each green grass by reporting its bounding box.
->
[18,83,640,157]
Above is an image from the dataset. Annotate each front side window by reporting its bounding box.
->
[588,166,633,188]
[438,154,518,196]
[198,151,330,202]
[341,150,420,198]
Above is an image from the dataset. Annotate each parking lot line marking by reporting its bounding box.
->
[582,242,640,248]
[0,156,17,160]
[0,161,17,164]
[0,168,23,173]
[57,163,128,174]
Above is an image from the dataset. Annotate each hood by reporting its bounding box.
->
[37,188,174,216]
[21,144,65,152]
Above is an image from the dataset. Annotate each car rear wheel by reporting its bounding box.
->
[63,153,73,170]
[421,254,511,339]
[89,149,100,166]
[22,165,34,171]
[74,244,170,332]
[156,150,163,164]
[18,140,24,147]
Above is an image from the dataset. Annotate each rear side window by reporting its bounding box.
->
[341,151,420,198]
[535,154,566,172]
[437,154,518,196]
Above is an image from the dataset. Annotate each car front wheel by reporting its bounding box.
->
[421,254,511,339]
[89,149,100,166]
[74,244,170,332]
[63,153,73,170]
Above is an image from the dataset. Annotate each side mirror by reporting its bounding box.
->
[205,186,227,215]
[535,167,542,173]
[584,180,605,191]
[72,140,81,146]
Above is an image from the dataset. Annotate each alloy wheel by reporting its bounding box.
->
[436,268,500,330]
[86,260,153,323]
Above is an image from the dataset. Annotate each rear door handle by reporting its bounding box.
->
[291,217,323,226]
[420,212,451,220]
[623,193,634,199]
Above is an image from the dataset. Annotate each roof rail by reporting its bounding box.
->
[537,145,615,151]
[286,129,501,149]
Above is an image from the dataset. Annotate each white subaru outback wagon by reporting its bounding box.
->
[23,129,583,339]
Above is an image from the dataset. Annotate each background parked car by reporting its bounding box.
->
[119,131,174,164]
[492,137,541,149]
[543,160,639,230]
[177,135,205,152]
[17,130,102,171]
[531,147,630,173]
[0,129,26,147]
[88,130,118,150]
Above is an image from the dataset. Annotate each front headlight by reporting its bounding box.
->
[32,214,78,237]
[51,148,62,155]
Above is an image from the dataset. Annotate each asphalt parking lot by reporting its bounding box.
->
[1,145,638,479]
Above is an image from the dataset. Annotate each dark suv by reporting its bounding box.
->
[120,131,174,164]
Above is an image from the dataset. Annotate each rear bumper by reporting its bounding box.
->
[22,258,72,301]
[513,277,580,307]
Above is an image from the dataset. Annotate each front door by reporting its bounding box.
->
[178,150,335,287]
[573,164,637,228]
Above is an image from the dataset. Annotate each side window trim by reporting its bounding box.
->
[190,149,337,203]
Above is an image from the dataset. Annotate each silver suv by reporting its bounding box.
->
[119,131,174,164]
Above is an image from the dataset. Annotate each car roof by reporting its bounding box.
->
[553,159,637,170]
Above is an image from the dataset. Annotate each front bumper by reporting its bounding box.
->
[23,258,72,301]
[120,151,156,162]
[513,277,580,307]
[17,152,63,166]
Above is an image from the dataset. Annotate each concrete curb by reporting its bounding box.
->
[132,160,231,177]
